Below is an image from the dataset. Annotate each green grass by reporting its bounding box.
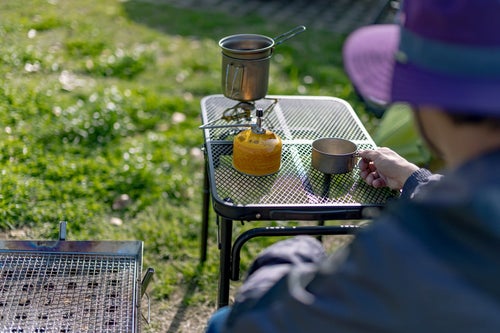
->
[0,0,380,323]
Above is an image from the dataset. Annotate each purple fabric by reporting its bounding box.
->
[342,0,500,115]
[403,1,500,45]
[391,60,500,115]
[342,24,397,106]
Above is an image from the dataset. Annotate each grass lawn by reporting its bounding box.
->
[0,0,381,331]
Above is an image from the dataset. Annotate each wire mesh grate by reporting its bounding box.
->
[211,142,393,206]
[0,251,140,332]
[202,95,396,210]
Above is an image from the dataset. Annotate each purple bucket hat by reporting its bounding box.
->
[343,0,500,117]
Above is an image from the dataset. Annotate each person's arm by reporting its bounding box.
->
[400,168,442,199]
[358,147,441,198]
[358,147,419,190]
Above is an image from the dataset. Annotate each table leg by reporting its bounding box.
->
[200,160,210,263]
[217,217,233,308]
[230,225,359,281]
[317,219,325,242]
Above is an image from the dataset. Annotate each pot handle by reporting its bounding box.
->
[273,25,306,46]
[225,63,244,99]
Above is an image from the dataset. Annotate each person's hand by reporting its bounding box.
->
[358,147,419,190]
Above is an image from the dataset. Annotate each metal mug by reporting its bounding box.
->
[219,27,306,102]
[311,138,358,174]
[219,34,274,102]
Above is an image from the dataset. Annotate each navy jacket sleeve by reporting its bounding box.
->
[400,168,441,199]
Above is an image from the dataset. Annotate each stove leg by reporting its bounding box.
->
[218,217,233,308]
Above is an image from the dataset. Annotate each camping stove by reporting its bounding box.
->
[199,97,278,131]
[0,222,153,332]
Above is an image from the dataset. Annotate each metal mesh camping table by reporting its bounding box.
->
[200,95,397,307]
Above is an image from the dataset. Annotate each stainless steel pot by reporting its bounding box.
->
[219,26,305,102]
[220,44,271,102]
[311,138,358,174]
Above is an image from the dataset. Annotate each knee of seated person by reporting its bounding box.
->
[206,306,231,333]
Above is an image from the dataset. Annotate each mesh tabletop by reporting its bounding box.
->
[201,95,397,220]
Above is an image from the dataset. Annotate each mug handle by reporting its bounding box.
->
[225,63,244,99]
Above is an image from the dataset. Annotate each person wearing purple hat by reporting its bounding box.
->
[205,1,500,332]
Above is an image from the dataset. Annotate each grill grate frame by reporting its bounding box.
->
[0,241,142,333]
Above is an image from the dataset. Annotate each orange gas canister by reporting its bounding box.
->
[232,109,282,176]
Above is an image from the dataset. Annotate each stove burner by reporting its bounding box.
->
[221,98,278,123]
[201,97,279,130]
[222,101,255,122]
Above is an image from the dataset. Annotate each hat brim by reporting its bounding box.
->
[343,24,500,116]
[343,24,398,107]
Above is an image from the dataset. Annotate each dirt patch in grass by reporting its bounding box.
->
[143,295,215,332]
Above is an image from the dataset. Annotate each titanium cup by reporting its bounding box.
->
[311,138,358,174]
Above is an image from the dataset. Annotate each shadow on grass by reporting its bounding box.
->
[122,0,270,41]
[120,0,356,105]
[165,263,209,333]
[122,0,396,38]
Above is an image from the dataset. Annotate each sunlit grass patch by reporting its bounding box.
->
[0,0,375,323]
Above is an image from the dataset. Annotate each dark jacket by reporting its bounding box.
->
[222,149,500,332]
